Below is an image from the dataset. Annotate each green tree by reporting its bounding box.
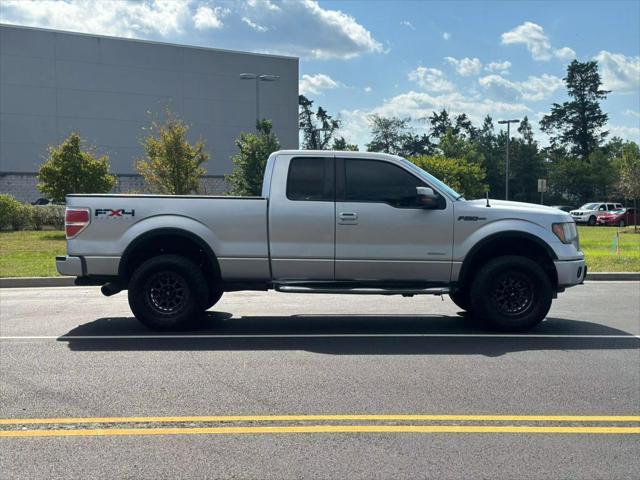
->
[299,95,340,149]
[410,155,486,199]
[437,129,484,166]
[366,115,431,156]
[477,115,504,199]
[136,111,208,195]
[508,117,546,203]
[428,109,477,141]
[37,133,116,202]
[428,109,453,140]
[331,136,359,151]
[226,119,280,196]
[366,115,410,155]
[617,141,640,231]
[540,60,609,160]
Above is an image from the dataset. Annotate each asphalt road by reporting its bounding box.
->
[1,282,639,479]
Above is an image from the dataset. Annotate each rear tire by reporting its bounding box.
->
[128,255,208,331]
[449,288,470,311]
[469,255,552,332]
[588,215,596,226]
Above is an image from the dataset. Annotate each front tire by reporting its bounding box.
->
[619,220,626,228]
[469,255,552,331]
[128,255,208,331]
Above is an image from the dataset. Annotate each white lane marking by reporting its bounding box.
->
[0,334,639,340]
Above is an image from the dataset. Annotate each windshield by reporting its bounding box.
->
[580,203,599,210]
[398,158,464,200]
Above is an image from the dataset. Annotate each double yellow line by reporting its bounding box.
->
[1,414,639,438]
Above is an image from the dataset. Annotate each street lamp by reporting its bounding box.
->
[498,119,520,200]
[239,73,280,129]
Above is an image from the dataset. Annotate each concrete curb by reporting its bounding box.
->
[1,272,638,288]
[585,272,640,281]
[0,277,77,288]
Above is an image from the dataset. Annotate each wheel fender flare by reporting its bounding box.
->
[458,231,558,287]
[118,227,220,281]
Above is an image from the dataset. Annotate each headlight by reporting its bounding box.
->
[552,222,579,250]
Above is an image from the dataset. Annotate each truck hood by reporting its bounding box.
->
[461,199,572,224]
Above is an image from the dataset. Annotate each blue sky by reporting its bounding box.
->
[2,0,639,148]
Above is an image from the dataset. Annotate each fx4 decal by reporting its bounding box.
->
[95,208,135,218]
[457,216,486,221]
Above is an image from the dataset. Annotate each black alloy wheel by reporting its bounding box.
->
[491,272,534,317]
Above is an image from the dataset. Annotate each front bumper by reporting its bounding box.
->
[571,215,591,223]
[554,259,587,287]
[56,256,83,276]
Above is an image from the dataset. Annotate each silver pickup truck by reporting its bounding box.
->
[57,150,586,331]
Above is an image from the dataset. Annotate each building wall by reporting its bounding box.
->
[0,24,298,201]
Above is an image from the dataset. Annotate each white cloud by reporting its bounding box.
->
[364,86,373,93]
[485,60,512,74]
[241,16,268,32]
[194,6,229,30]
[285,0,384,59]
[478,73,564,101]
[299,73,339,95]
[554,46,576,61]
[445,57,482,76]
[624,109,640,119]
[408,67,455,93]
[608,124,640,142]
[247,0,281,12]
[594,51,640,94]
[400,20,415,30]
[442,32,451,40]
[0,0,193,37]
[501,22,575,61]
[0,0,384,60]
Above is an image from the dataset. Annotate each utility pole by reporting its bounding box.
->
[498,119,519,200]
[239,73,280,128]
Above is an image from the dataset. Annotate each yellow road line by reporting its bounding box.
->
[1,414,639,425]
[2,425,639,438]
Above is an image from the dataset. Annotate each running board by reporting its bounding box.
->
[275,285,450,296]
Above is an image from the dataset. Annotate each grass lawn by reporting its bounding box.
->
[1,227,639,277]
[577,226,640,273]
[0,231,66,278]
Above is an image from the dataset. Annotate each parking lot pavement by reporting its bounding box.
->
[1,281,639,479]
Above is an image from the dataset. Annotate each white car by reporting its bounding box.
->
[570,202,623,225]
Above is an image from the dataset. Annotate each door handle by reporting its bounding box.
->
[338,212,358,225]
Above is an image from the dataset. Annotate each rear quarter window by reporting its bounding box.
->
[286,157,334,201]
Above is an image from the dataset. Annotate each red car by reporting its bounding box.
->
[596,208,638,227]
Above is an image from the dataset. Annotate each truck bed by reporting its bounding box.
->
[65,194,270,280]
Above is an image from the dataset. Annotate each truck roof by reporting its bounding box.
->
[273,150,404,161]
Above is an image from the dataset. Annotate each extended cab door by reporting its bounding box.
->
[268,155,335,281]
[334,157,453,283]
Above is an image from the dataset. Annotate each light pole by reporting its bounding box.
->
[498,119,519,200]
[239,73,280,129]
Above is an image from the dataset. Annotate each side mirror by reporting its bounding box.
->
[417,186,437,199]
[416,186,439,208]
